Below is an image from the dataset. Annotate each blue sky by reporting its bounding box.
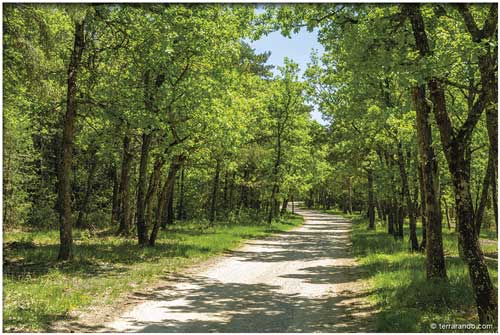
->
[249,22,326,124]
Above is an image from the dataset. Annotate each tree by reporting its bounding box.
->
[404,3,497,324]
[57,9,89,260]
[266,59,309,223]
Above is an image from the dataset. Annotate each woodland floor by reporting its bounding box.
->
[51,208,376,333]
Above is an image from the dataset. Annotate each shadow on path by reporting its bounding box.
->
[67,207,376,333]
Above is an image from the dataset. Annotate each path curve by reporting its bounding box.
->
[100,207,374,332]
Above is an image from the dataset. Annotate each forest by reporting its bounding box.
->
[2,3,498,333]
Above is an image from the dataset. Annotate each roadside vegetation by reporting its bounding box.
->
[3,214,303,332]
[335,210,498,332]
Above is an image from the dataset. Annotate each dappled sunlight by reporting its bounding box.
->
[94,209,376,333]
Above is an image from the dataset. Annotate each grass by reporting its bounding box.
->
[480,228,499,242]
[2,213,303,332]
[348,214,498,333]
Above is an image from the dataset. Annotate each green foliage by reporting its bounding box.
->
[3,2,497,331]
[3,3,316,229]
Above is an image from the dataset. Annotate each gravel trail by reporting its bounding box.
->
[101,207,374,332]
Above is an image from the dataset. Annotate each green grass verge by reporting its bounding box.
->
[480,228,499,242]
[349,215,497,333]
[3,214,303,332]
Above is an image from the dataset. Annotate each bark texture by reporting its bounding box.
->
[136,132,152,246]
[412,85,447,279]
[149,155,185,246]
[397,143,418,251]
[57,18,86,261]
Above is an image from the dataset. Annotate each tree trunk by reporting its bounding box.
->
[347,177,353,214]
[388,199,395,235]
[459,4,498,209]
[367,169,375,230]
[376,200,383,220]
[470,42,497,238]
[240,169,249,209]
[268,184,279,224]
[111,164,120,226]
[228,171,236,211]
[209,160,221,223]
[177,166,185,220]
[397,203,404,240]
[160,174,175,229]
[397,142,419,251]
[492,169,498,233]
[307,189,313,208]
[136,132,152,246]
[222,170,228,210]
[382,201,388,223]
[392,198,400,238]
[163,183,175,227]
[405,4,448,277]
[418,160,427,250]
[412,85,446,278]
[145,158,164,231]
[76,148,98,228]
[281,198,288,215]
[451,155,497,325]
[57,18,86,261]
[269,123,283,224]
[117,133,133,235]
[274,189,281,217]
[149,155,184,246]
[474,153,493,236]
[342,198,348,214]
[429,78,497,324]
[443,197,452,230]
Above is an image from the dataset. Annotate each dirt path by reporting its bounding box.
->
[74,207,372,332]
[52,208,375,332]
